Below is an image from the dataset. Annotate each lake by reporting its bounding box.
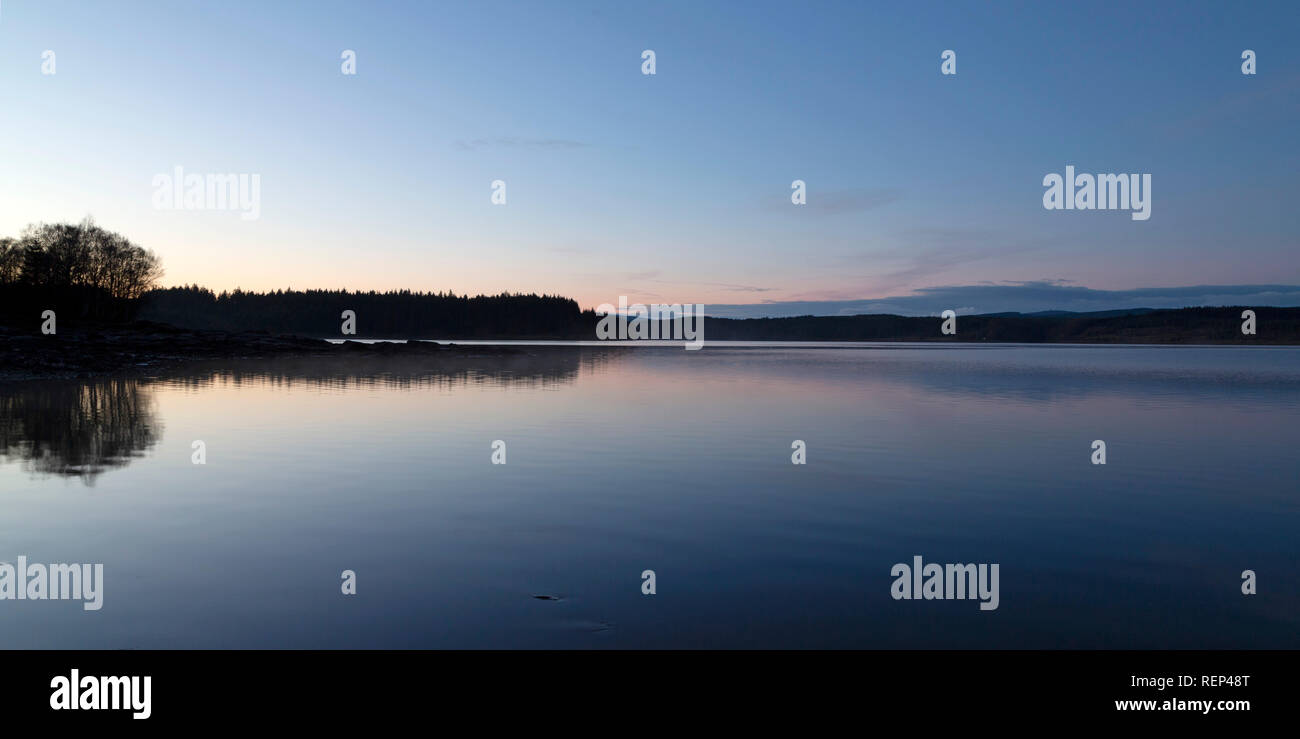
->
[1,343,1297,648]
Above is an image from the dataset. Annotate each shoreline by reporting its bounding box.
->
[4,319,1298,383]
[0,321,537,383]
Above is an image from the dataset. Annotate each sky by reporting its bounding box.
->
[0,0,1296,315]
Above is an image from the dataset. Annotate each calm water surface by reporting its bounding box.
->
[1,344,1297,648]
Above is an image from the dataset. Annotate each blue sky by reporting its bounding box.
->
[0,0,1296,314]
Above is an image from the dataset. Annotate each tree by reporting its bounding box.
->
[0,218,164,321]
[0,238,22,285]
[15,218,162,298]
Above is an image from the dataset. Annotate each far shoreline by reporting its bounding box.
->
[3,311,1299,383]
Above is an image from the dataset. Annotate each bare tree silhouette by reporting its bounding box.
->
[0,218,163,321]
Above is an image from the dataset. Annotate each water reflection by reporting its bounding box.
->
[1,344,1297,648]
[0,348,610,484]
[0,379,161,484]
[2,345,1296,490]
[158,347,603,392]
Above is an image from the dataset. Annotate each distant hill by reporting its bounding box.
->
[132,290,1300,343]
[702,307,1299,343]
[1016,308,1158,318]
[4,281,1296,343]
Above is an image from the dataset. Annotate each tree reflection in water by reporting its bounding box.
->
[0,379,161,484]
[0,347,608,485]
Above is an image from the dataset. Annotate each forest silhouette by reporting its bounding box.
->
[2,220,1297,342]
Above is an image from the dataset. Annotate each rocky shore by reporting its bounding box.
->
[0,321,483,382]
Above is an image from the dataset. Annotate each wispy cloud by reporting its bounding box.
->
[806,188,902,215]
[765,187,901,215]
[455,137,590,151]
[832,228,1056,294]
[646,278,779,294]
[593,273,779,296]
[704,283,1300,318]
[1158,72,1300,139]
